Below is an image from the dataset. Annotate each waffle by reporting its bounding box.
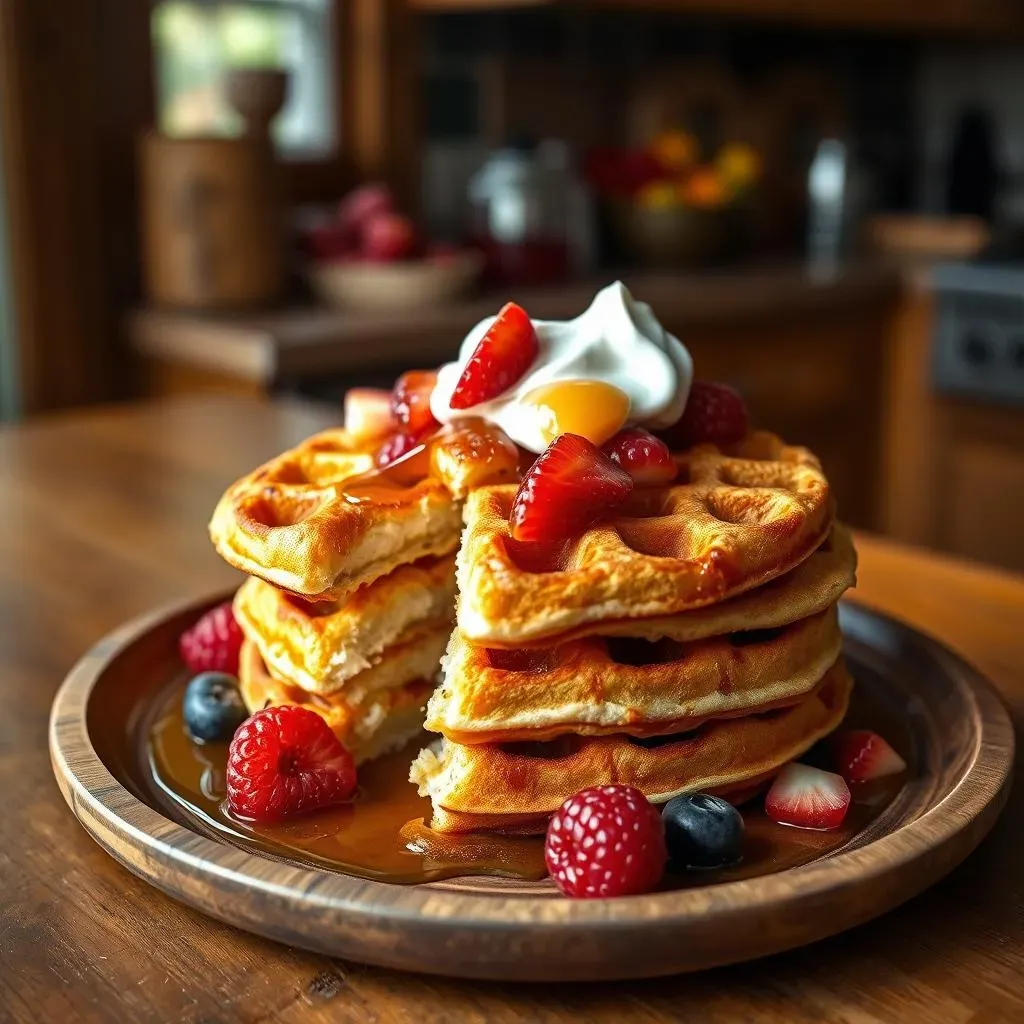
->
[239,641,432,764]
[234,557,456,693]
[457,431,833,645]
[411,659,852,833]
[209,428,461,601]
[209,421,521,602]
[428,604,842,744]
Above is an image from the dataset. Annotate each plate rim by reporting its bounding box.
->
[49,591,1016,974]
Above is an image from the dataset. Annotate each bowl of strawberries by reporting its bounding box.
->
[304,184,483,312]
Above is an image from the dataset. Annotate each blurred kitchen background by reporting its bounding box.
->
[3,0,1024,571]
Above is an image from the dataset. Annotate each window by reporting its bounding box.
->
[152,0,336,159]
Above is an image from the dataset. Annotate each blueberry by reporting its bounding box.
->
[662,793,745,870]
[183,672,248,742]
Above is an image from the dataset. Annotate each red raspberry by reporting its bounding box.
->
[663,381,748,448]
[179,601,243,675]
[545,785,667,898]
[226,706,357,822]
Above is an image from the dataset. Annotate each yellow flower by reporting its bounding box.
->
[649,130,699,172]
[637,181,678,209]
[716,143,761,189]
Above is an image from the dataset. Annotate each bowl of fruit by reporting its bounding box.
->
[587,132,760,268]
[304,184,483,312]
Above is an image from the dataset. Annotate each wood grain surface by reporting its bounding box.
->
[4,395,1024,1022]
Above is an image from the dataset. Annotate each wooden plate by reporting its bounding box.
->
[49,596,1014,982]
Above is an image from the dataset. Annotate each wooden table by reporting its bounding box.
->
[3,395,1021,1023]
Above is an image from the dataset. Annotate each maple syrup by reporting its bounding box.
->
[143,678,906,888]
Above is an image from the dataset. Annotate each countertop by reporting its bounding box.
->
[3,395,1021,1023]
[127,262,903,387]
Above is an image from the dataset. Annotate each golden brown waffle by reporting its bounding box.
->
[209,428,462,601]
[238,641,431,764]
[514,523,855,648]
[428,605,842,744]
[457,431,834,644]
[411,659,852,833]
[234,557,456,693]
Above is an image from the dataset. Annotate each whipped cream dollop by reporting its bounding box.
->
[430,281,693,453]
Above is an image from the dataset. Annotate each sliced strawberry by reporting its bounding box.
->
[376,432,421,468]
[344,388,393,444]
[765,763,851,831]
[832,731,907,784]
[602,427,677,485]
[390,370,440,437]
[449,302,539,410]
[659,381,749,449]
[509,433,633,544]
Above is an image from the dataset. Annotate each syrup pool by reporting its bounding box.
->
[143,679,908,889]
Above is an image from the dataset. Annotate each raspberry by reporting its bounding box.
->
[226,706,357,822]
[602,427,677,485]
[376,432,421,468]
[545,785,667,898]
[179,601,243,675]
[663,381,748,448]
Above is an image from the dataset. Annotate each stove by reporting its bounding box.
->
[931,259,1024,407]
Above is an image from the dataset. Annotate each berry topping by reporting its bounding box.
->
[391,370,440,438]
[509,433,633,545]
[179,601,243,676]
[833,731,907,784]
[375,432,423,469]
[545,785,667,898]
[765,763,851,831]
[344,388,394,444]
[662,381,749,448]
[603,427,677,485]
[182,672,248,743]
[661,793,745,870]
[226,706,357,822]
[449,302,539,410]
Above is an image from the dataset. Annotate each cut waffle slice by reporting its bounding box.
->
[209,428,462,601]
[428,604,843,743]
[234,556,456,694]
[457,431,834,644]
[238,640,432,764]
[412,658,852,833]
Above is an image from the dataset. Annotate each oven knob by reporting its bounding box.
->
[961,330,993,367]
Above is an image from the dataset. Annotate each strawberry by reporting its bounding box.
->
[226,705,357,822]
[765,763,851,831]
[545,785,667,898]
[660,381,749,449]
[509,433,633,545]
[449,302,539,410]
[179,601,243,675]
[390,370,439,437]
[833,731,907,784]
[344,388,393,444]
[602,427,677,485]
[376,432,422,468]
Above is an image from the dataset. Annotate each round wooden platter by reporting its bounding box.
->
[49,595,1014,982]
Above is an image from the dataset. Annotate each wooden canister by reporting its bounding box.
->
[138,131,284,310]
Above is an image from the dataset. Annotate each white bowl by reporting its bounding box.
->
[308,250,483,312]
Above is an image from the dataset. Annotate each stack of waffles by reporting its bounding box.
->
[209,420,518,764]
[412,432,857,832]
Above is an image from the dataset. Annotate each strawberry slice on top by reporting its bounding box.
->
[509,433,633,545]
[450,302,539,410]
[765,762,851,831]
[833,730,907,784]
[603,427,677,485]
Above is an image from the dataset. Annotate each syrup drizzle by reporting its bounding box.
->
[144,680,906,888]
